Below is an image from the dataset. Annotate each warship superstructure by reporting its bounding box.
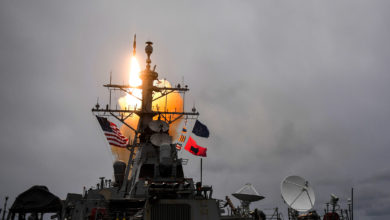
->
[2,38,355,220]
[3,39,269,220]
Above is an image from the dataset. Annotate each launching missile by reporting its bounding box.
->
[133,34,136,56]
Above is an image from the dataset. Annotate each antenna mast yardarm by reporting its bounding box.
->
[92,40,199,194]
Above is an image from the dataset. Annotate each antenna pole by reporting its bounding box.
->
[351,187,354,220]
[109,71,112,108]
[2,196,8,220]
[182,76,185,112]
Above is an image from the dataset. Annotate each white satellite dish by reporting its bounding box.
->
[281,176,315,212]
[232,183,265,202]
[232,183,265,216]
[150,133,171,146]
[149,120,169,132]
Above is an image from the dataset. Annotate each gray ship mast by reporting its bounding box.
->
[92,39,199,197]
[6,37,272,220]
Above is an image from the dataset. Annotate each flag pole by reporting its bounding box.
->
[200,158,203,184]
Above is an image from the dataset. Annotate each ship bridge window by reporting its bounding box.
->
[139,164,154,179]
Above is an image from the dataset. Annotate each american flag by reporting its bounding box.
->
[96,116,128,148]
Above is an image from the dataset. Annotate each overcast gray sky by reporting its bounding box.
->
[1,0,390,219]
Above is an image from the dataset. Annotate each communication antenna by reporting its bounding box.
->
[150,133,171,146]
[148,120,169,133]
[232,183,265,216]
[281,176,315,212]
[330,194,339,204]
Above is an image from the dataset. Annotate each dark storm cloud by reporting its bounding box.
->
[1,1,390,219]
[361,170,390,184]
[354,170,390,216]
[355,185,390,217]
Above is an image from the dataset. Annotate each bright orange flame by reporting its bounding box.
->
[113,55,184,166]
[114,55,142,164]
[119,56,142,109]
[129,56,141,87]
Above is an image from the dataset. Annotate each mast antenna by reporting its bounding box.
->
[145,41,153,70]
[109,71,112,108]
[95,97,100,110]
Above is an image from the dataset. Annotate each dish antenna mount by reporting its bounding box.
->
[232,183,265,216]
[149,120,169,133]
[281,176,315,212]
